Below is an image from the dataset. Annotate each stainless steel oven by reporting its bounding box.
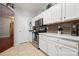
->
[32,18,47,49]
[32,21,47,49]
[32,32,39,48]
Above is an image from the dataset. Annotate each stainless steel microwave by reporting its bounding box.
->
[35,18,43,26]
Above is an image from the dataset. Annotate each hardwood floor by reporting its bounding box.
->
[0,37,12,53]
[0,42,46,56]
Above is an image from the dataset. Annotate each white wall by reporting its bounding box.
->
[14,6,33,45]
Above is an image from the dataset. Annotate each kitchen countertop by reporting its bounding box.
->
[39,33,79,42]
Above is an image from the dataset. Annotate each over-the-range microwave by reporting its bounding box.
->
[35,18,43,26]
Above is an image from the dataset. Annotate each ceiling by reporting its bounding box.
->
[14,3,48,17]
[0,3,55,18]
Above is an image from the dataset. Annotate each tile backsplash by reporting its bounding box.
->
[47,23,72,34]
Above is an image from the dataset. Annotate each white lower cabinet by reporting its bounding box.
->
[48,40,58,56]
[59,45,78,56]
[39,35,48,54]
[39,34,79,56]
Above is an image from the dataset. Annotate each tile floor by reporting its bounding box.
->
[0,42,46,56]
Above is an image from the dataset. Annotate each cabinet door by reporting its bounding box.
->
[51,4,62,23]
[59,45,78,56]
[32,21,34,26]
[48,39,58,56]
[43,8,52,25]
[32,20,35,26]
[64,3,79,21]
[39,35,48,53]
[32,16,39,26]
[31,18,35,26]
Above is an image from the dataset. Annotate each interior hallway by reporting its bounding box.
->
[0,42,46,56]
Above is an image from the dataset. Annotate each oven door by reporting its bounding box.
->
[32,32,38,42]
[32,32,39,48]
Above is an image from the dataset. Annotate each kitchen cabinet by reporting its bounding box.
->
[58,38,78,56]
[39,34,60,56]
[39,35,48,53]
[32,4,62,25]
[63,3,79,21]
[59,45,78,56]
[32,16,39,26]
[32,18,35,26]
[32,3,79,26]
[37,12,43,19]
[42,4,62,25]
[43,8,52,25]
[39,33,79,56]
[51,4,62,23]
[48,37,58,56]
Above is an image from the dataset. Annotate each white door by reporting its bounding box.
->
[59,45,78,56]
[51,4,62,23]
[64,3,79,21]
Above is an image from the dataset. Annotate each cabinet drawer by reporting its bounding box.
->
[59,45,78,56]
[59,39,78,49]
[47,36,60,43]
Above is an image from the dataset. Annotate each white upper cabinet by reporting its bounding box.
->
[43,8,52,25]
[43,4,62,25]
[32,3,79,26]
[32,18,35,26]
[32,3,62,25]
[32,15,40,26]
[32,17,36,26]
[63,3,79,21]
[51,4,62,23]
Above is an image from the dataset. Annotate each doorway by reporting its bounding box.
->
[0,3,14,53]
[0,16,14,53]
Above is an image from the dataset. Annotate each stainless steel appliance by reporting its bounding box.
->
[71,24,79,36]
[35,18,43,26]
[32,18,47,49]
[32,25,47,49]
